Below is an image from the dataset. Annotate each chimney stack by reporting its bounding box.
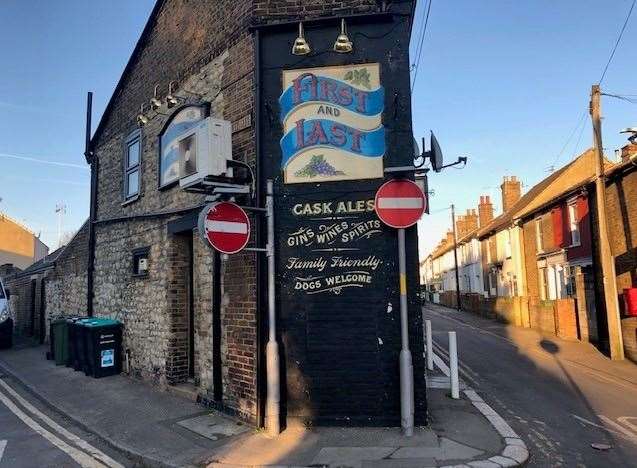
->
[478,195,494,227]
[465,209,479,233]
[501,176,522,213]
[621,143,637,163]
[446,230,455,246]
[456,215,467,239]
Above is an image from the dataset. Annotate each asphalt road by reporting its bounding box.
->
[0,373,132,468]
[423,302,637,467]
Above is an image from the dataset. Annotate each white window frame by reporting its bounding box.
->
[124,129,142,202]
[567,200,581,247]
[504,230,512,259]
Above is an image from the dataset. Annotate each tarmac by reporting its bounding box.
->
[0,339,528,468]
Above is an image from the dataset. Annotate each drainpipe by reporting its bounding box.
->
[85,92,96,318]
[254,28,267,429]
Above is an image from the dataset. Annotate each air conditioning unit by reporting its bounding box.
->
[178,117,233,189]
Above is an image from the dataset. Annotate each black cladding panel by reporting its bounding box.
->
[258,9,426,426]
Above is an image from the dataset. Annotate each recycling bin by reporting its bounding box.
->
[82,318,122,378]
[67,317,89,370]
[50,319,70,365]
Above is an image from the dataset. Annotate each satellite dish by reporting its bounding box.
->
[428,132,444,172]
[413,137,420,158]
[413,137,425,167]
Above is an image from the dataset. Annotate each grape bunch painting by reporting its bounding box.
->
[294,155,345,179]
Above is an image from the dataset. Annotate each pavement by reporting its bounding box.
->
[424,301,637,467]
[0,331,528,468]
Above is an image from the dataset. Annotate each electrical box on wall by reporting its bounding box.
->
[178,117,233,189]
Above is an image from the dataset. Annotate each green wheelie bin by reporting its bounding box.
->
[50,319,69,366]
[82,318,122,378]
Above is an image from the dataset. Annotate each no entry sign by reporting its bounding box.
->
[374,179,426,229]
[198,202,250,254]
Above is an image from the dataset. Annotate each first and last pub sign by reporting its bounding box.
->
[278,63,389,296]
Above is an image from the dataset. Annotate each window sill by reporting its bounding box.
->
[568,243,581,248]
[131,272,149,279]
[122,195,140,207]
[158,180,178,191]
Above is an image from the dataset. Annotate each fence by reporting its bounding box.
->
[436,291,579,340]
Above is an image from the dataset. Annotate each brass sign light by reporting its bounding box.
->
[333,19,353,53]
[291,22,311,56]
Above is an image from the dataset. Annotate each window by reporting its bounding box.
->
[565,265,577,297]
[124,130,141,201]
[132,247,150,277]
[568,201,581,246]
[504,230,512,259]
[535,217,544,253]
[539,267,548,300]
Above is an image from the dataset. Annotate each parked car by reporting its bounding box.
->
[0,278,13,349]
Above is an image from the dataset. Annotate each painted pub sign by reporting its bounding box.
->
[279,63,385,184]
[259,9,426,425]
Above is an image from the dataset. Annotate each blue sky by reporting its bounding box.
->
[412,0,636,255]
[0,1,634,254]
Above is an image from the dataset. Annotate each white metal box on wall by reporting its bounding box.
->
[178,117,233,189]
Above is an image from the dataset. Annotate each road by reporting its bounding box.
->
[423,302,637,467]
[0,373,132,468]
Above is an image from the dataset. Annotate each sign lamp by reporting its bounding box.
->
[292,22,311,56]
[333,19,353,53]
[166,81,179,108]
[150,84,162,110]
[136,103,149,127]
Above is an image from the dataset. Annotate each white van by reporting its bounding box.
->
[0,278,13,349]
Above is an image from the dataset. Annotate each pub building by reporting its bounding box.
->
[80,0,425,430]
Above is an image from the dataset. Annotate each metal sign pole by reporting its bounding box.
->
[398,227,414,436]
[265,179,281,436]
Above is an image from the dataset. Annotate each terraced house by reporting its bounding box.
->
[423,144,637,361]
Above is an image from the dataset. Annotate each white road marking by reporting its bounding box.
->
[427,330,529,465]
[618,416,637,435]
[0,440,6,463]
[432,340,480,380]
[425,306,637,393]
[0,380,124,468]
[572,414,637,443]
[0,385,107,467]
[598,415,637,442]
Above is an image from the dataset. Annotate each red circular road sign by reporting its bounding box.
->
[374,179,427,229]
[198,202,250,254]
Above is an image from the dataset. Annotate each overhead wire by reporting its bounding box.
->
[547,1,635,170]
[410,0,433,91]
[598,0,636,85]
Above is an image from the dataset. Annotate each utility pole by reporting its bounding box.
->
[55,203,66,248]
[451,204,461,311]
[590,84,624,360]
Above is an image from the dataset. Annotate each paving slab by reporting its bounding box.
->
[311,447,396,468]
[177,413,250,441]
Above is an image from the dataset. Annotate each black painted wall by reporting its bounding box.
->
[258,6,426,426]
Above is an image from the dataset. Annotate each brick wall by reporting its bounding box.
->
[603,165,637,359]
[605,167,637,299]
[254,0,382,22]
